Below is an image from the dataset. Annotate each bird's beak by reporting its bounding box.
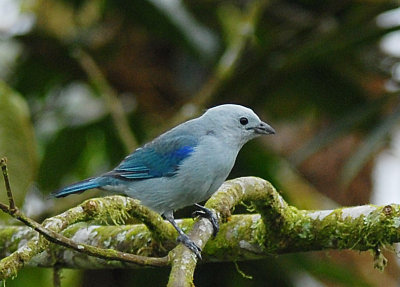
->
[250,121,275,135]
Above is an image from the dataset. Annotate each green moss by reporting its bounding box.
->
[0,227,28,257]
[2,177,400,279]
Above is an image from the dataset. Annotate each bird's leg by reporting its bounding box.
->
[163,210,202,260]
[192,203,219,237]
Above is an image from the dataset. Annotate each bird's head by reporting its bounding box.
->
[202,104,275,148]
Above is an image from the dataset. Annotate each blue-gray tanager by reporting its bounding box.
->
[52,104,275,259]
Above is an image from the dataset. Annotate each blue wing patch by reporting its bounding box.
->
[108,135,197,180]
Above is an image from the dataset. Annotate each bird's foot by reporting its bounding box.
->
[177,233,202,260]
[192,204,219,237]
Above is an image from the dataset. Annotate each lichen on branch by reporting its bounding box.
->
[0,158,399,286]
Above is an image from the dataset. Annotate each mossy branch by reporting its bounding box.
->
[0,195,172,279]
[0,202,397,267]
[1,158,399,286]
[0,158,173,280]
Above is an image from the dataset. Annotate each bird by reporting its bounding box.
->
[52,104,275,259]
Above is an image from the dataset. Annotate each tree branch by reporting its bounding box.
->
[165,176,398,286]
[0,157,398,286]
[0,158,174,279]
[0,195,173,280]
[53,266,62,287]
[0,202,397,268]
[0,158,15,212]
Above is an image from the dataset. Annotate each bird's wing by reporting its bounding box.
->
[108,135,198,180]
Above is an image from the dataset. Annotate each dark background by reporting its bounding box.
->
[1,0,400,286]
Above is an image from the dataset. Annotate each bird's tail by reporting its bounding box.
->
[51,177,102,198]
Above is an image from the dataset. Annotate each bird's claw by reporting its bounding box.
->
[177,233,202,260]
[192,205,219,237]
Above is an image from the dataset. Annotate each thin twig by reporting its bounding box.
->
[0,160,169,269]
[0,203,169,268]
[0,194,174,280]
[0,158,15,212]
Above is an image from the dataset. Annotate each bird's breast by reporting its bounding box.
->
[175,137,237,196]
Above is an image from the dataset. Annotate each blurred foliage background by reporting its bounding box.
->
[1,0,400,286]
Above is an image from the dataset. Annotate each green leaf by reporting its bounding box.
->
[0,80,38,208]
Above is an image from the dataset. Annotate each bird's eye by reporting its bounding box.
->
[239,117,248,125]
